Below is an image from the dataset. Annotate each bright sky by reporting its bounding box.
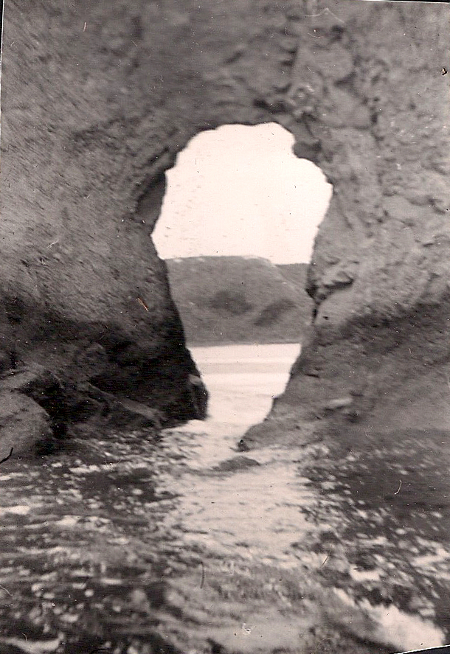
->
[153,123,332,264]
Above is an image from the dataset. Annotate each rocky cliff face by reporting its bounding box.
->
[2,0,449,449]
[241,1,450,447]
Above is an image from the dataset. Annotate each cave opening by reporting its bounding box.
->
[153,122,332,431]
[154,123,332,344]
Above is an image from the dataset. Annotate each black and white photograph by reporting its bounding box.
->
[0,1,449,652]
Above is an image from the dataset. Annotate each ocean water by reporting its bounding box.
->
[0,343,447,652]
[157,343,448,650]
[175,343,301,461]
[158,343,317,564]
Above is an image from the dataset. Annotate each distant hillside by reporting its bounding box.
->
[276,263,308,291]
[165,256,313,345]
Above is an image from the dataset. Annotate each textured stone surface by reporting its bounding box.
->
[2,0,450,441]
[0,392,52,457]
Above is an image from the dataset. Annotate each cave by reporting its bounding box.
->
[1,0,449,445]
[1,1,450,651]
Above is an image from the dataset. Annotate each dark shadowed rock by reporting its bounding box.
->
[73,343,109,381]
[187,374,209,420]
[74,383,165,430]
[213,456,260,473]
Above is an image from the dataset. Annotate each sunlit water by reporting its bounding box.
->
[157,343,316,565]
[155,344,448,650]
[157,344,449,650]
[0,343,448,652]
[171,343,301,461]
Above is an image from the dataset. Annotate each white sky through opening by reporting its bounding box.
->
[153,123,332,265]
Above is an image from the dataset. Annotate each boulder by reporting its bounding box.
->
[0,392,52,458]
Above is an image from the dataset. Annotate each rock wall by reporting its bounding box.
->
[242,0,450,446]
[2,0,449,448]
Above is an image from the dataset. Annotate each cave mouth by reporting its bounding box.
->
[152,122,332,424]
[153,122,332,346]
